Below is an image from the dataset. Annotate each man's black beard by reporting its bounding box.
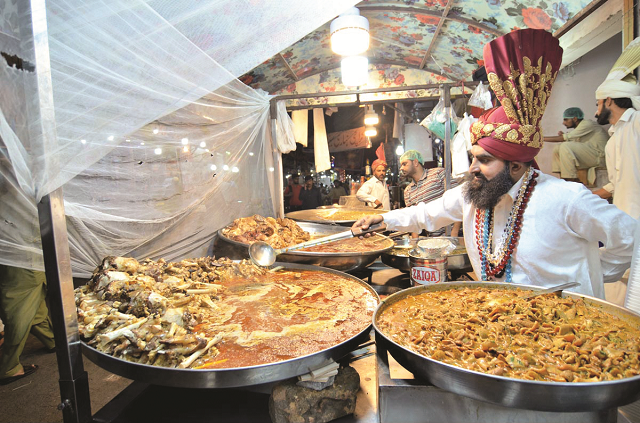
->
[596,106,611,125]
[462,164,515,210]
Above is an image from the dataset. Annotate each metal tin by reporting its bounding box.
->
[409,255,447,286]
[381,237,472,273]
[81,262,379,389]
[373,282,640,412]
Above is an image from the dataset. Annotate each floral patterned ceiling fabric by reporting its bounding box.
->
[239,0,594,101]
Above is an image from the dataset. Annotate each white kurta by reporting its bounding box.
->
[356,177,390,210]
[382,171,636,298]
[602,108,640,219]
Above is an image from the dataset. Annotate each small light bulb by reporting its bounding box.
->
[181,138,189,145]
[107,135,114,141]
[232,166,239,173]
[223,165,229,171]
[210,164,217,171]
[81,139,87,144]
[249,152,254,156]
[200,142,206,148]
[183,146,189,152]
[140,142,145,146]
[125,139,131,143]
[270,167,275,172]
[153,128,159,135]
[154,148,162,155]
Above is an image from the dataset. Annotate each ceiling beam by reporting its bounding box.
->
[358,5,504,37]
[289,59,461,90]
[419,0,453,70]
[278,53,299,81]
[553,0,610,39]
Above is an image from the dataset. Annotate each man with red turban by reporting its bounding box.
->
[352,29,636,299]
[356,143,390,210]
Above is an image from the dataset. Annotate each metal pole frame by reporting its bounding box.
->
[19,0,92,421]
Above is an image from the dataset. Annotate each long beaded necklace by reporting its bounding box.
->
[474,167,538,282]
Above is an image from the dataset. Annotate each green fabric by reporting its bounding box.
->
[563,107,584,119]
[0,265,55,378]
[400,150,424,163]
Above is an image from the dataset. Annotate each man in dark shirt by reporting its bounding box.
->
[299,175,323,210]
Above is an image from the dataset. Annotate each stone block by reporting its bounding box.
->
[269,365,360,423]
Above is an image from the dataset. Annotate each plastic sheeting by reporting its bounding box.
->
[0,0,359,276]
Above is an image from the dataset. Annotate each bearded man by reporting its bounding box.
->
[351,29,636,298]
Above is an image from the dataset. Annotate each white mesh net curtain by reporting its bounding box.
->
[0,0,358,276]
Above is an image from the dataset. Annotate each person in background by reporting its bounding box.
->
[591,38,640,306]
[357,144,390,210]
[545,107,609,183]
[284,176,303,212]
[351,28,635,299]
[0,265,56,385]
[328,180,347,204]
[299,175,323,210]
[400,150,462,237]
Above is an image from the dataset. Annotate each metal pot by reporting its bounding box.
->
[216,221,393,272]
[373,282,640,412]
[82,262,379,389]
[381,236,471,273]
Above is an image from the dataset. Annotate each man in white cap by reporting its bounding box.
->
[592,37,640,306]
[592,38,640,219]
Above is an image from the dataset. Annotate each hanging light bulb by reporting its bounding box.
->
[396,145,404,156]
[364,104,379,125]
[364,126,377,137]
[330,7,369,56]
[341,56,368,87]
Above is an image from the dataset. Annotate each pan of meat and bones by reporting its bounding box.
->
[76,256,379,388]
[217,214,394,272]
[374,282,640,412]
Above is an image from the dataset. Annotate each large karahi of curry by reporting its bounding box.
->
[377,287,640,382]
[76,256,378,369]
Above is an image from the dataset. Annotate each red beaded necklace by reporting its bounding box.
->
[474,168,538,280]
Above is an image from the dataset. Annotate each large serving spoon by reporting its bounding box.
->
[249,223,387,267]
[486,281,580,307]
[518,281,580,300]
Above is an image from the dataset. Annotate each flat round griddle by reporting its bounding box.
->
[81,262,379,389]
[217,221,393,272]
[285,206,387,226]
[373,282,640,412]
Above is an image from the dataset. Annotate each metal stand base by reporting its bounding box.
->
[376,343,619,423]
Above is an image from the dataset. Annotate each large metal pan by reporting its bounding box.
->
[381,236,472,272]
[373,282,640,412]
[217,221,393,272]
[286,205,387,226]
[81,262,379,389]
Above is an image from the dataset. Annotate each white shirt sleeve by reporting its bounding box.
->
[564,188,636,282]
[356,179,378,204]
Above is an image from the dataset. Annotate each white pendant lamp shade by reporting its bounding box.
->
[330,7,370,56]
[364,126,377,137]
[364,104,379,125]
[341,56,369,87]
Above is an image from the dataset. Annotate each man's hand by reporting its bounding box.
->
[557,130,564,136]
[374,200,382,209]
[352,215,384,238]
[593,188,613,200]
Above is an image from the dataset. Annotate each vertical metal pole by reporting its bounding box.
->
[442,85,452,192]
[19,0,92,421]
[270,99,285,218]
[443,85,452,237]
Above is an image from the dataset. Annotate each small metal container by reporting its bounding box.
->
[409,254,448,286]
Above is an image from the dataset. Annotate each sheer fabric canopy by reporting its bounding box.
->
[0,0,357,276]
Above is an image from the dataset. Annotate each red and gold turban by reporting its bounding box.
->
[470,29,563,162]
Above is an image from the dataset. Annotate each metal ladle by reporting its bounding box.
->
[486,281,580,307]
[249,223,387,267]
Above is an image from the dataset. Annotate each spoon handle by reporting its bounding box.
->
[520,281,580,300]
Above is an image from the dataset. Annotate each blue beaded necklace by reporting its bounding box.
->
[475,168,537,282]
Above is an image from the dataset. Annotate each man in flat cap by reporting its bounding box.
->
[352,29,636,299]
[545,107,609,183]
